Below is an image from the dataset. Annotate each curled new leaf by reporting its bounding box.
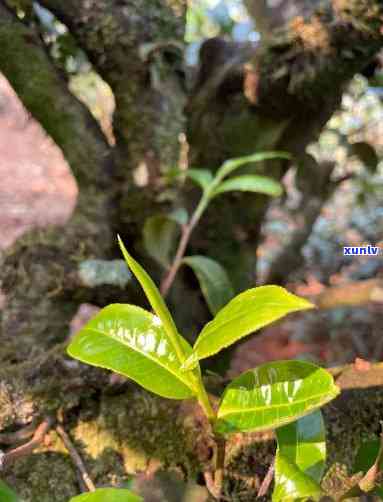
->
[211,175,283,199]
[182,286,314,370]
[215,360,340,434]
[69,487,142,501]
[68,304,196,400]
[182,255,234,315]
[273,411,326,501]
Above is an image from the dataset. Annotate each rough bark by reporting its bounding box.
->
[0,0,383,499]
[0,2,118,364]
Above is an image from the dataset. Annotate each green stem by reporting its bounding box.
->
[194,374,216,422]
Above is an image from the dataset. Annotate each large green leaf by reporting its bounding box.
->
[67,304,196,400]
[216,151,291,181]
[211,175,283,198]
[214,360,340,434]
[182,286,314,370]
[69,488,142,502]
[272,454,323,502]
[0,480,20,501]
[117,237,186,363]
[273,411,326,501]
[143,215,178,268]
[182,255,234,315]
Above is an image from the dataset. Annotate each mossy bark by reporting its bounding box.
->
[0,0,383,500]
[1,361,383,501]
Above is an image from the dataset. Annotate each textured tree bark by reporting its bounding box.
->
[0,0,383,499]
[0,2,117,362]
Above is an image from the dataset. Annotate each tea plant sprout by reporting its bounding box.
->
[67,237,341,500]
[144,151,290,309]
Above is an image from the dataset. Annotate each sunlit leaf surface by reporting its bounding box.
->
[68,304,195,399]
[118,237,186,363]
[215,360,340,434]
[70,487,142,502]
[272,454,323,502]
[182,286,314,370]
[182,255,234,315]
[273,411,326,501]
[211,175,283,198]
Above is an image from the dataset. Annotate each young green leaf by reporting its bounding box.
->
[0,480,20,501]
[168,207,189,226]
[272,454,323,502]
[117,237,186,363]
[211,175,283,199]
[143,215,178,268]
[69,487,142,502]
[216,151,291,181]
[273,411,327,501]
[182,286,314,370]
[182,255,234,315]
[186,168,214,191]
[68,304,196,400]
[214,360,340,434]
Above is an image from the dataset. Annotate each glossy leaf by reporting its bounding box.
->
[117,237,186,363]
[214,360,340,434]
[273,411,326,501]
[182,286,314,370]
[143,215,178,268]
[0,480,19,501]
[68,304,195,399]
[182,255,234,315]
[69,487,142,502]
[211,175,283,198]
[216,151,291,181]
[272,454,323,502]
[186,168,214,190]
[276,410,326,481]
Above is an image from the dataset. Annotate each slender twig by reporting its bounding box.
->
[56,424,95,492]
[0,417,54,470]
[160,192,209,297]
[257,460,275,498]
[160,223,193,297]
[0,421,37,445]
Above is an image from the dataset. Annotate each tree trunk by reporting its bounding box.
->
[0,0,383,499]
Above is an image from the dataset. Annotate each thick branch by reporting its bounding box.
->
[0,2,113,189]
[37,0,187,178]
